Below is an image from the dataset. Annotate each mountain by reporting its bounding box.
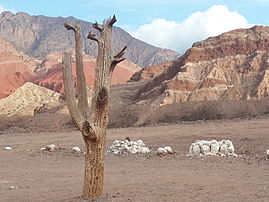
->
[0,11,178,67]
[33,51,140,94]
[135,25,269,106]
[0,38,141,98]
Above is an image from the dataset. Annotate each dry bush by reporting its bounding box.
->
[115,97,269,127]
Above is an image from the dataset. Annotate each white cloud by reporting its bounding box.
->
[0,4,16,14]
[0,5,6,13]
[129,5,252,53]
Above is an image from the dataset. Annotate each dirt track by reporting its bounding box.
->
[1,118,269,202]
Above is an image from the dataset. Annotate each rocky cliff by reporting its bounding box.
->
[135,26,269,106]
[0,11,178,67]
[129,61,173,81]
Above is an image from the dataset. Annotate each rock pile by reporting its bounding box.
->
[189,140,236,157]
[107,139,150,155]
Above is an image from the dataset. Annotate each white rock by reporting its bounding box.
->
[137,140,145,146]
[192,144,201,156]
[227,144,235,154]
[219,144,228,155]
[125,140,129,143]
[204,141,211,146]
[157,147,168,155]
[189,144,194,154]
[164,146,174,154]
[201,145,210,155]
[266,150,269,155]
[9,186,18,190]
[40,147,46,151]
[129,147,138,154]
[139,147,150,154]
[228,153,238,157]
[209,140,218,146]
[223,140,233,147]
[196,140,206,147]
[113,140,120,144]
[72,147,81,152]
[4,147,12,150]
[46,144,56,152]
[210,142,220,155]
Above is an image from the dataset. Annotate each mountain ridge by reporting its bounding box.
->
[134,25,269,105]
[0,11,178,67]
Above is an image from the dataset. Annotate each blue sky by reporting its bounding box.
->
[0,0,268,53]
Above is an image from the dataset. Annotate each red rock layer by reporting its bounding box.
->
[0,38,39,98]
[135,26,269,105]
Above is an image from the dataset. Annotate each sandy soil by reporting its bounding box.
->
[0,118,269,202]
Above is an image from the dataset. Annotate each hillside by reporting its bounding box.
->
[0,37,39,98]
[0,11,178,67]
[0,82,60,117]
[33,51,140,94]
[135,25,269,106]
[0,38,141,98]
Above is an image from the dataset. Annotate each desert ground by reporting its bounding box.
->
[1,117,269,202]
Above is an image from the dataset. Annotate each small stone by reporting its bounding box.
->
[46,144,56,152]
[227,144,235,153]
[4,147,12,150]
[266,150,269,155]
[196,140,206,147]
[137,140,145,146]
[223,140,233,147]
[164,146,174,154]
[228,153,238,157]
[9,186,17,190]
[192,144,201,156]
[209,140,218,146]
[72,147,81,152]
[210,142,220,155]
[113,140,120,145]
[201,145,210,155]
[219,144,228,155]
[40,148,46,151]
[157,147,167,155]
[140,147,150,154]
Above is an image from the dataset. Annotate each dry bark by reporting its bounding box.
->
[62,16,126,199]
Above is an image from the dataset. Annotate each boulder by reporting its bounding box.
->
[191,144,201,156]
[72,146,81,152]
[210,142,220,155]
[201,145,210,155]
[157,147,168,155]
[219,144,228,155]
[164,146,174,154]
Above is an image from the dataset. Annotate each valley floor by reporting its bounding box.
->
[0,118,269,202]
